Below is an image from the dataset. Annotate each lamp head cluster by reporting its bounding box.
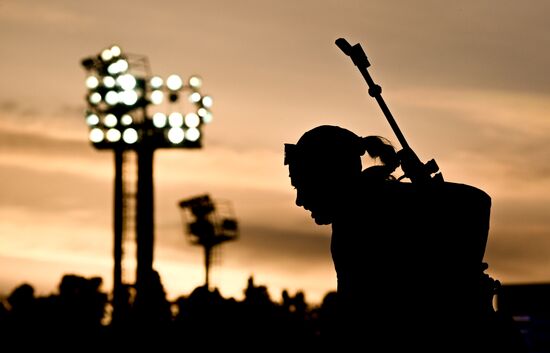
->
[178,194,238,247]
[81,45,213,150]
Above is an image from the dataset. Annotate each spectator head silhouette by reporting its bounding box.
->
[7,283,35,311]
[285,125,398,225]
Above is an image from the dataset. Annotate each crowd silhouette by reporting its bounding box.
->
[0,271,541,351]
[0,273,329,348]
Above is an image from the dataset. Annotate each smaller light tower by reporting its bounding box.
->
[178,195,238,289]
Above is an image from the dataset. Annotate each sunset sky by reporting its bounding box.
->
[1,0,549,305]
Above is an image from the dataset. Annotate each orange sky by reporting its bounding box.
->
[1,0,549,305]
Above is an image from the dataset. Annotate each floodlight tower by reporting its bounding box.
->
[80,45,214,323]
[178,195,238,289]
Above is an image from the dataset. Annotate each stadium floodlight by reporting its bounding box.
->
[166,74,183,91]
[153,112,167,128]
[150,90,164,105]
[81,44,214,150]
[189,76,202,89]
[80,44,216,325]
[150,76,163,89]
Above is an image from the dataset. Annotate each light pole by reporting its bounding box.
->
[80,45,213,324]
[178,194,238,289]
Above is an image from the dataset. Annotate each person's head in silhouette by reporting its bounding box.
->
[285,125,398,225]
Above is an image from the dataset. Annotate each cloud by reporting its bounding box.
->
[0,163,109,216]
[0,100,18,112]
[485,198,550,283]
[225,223,331,268]
[349,1,550,94]
[377,87,550,198]
[0,1,90,27]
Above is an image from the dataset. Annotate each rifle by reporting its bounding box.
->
[335,38,443,185]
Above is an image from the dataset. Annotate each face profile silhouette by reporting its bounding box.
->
[285,125,398,225]
[285,125,364,225]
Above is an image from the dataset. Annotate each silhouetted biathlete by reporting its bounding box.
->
[285,125,527,352]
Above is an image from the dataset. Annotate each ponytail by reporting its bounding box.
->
[360,136,400,180]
